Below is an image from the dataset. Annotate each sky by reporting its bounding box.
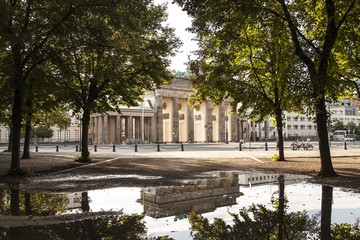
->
[155,0,198,72]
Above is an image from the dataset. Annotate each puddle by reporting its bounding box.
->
[1,171,360,239]
[33,174,162,182]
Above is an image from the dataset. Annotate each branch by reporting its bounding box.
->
[276,0,316,75]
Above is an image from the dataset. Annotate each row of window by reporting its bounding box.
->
[287,116,312,122]
[56,130,80,142]
[287,125,317,130]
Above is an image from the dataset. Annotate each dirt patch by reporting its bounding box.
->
[1,152,359,192]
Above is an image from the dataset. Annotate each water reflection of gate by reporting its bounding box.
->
[138,172,242,218]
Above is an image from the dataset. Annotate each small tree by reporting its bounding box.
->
[33,126,54,142]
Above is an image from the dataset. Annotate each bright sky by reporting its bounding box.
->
[155,0,198,72]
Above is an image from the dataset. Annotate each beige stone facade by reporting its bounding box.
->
[90,77,271,144]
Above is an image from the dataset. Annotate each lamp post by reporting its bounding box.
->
[225,103,229,144]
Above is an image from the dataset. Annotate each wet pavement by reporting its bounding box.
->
[1,170,359,239]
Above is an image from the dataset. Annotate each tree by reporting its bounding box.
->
[33,126,54,141]
[0,0,104,174]
[176,0,359,177]
[52,0,180,161]
[188,175,318,239]
[184,4,306,161]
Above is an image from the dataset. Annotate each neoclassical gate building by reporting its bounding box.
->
[89,77,272,144]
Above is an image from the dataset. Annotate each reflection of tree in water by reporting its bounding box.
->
[189,176,360,240]
[189,175,318,240]
[0,214,163,240]
[0,184,68,216]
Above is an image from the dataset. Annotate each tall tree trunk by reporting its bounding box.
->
[10,187,20,216]
[22,117,32,159]
[10,79,24,172]
[10,48,25,173]
[321,185,333,240]
[316,96,337,177]
[81,108,91,161]
[274,86,285,161]
[275,108,285,161]
[277,175,285,240]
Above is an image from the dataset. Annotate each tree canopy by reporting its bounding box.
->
[175,0,360,177]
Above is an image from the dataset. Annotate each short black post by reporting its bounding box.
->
[76,145,79,152]
[181,143,184,151]
[94,145,97,152]
[113,144,116,152]
[157,143,160,152]
[56,145,59,152]
[239,142,242,151]
[35,145,38,152]
[265,142,268,151]
[344,141,347,150]
[135,144,138,152]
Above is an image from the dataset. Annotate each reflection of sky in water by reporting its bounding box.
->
[85,177,360,240]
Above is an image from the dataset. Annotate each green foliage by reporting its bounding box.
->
[33,126,54,139]
[189,204,318,240]
[270,154,280,162]
[75,155,93,163]
[331,221,360,240]
[171,70,192,78]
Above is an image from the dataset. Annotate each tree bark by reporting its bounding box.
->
[316,93,337,177]
[22,113,32,159]
[10,77,24,172]
[321,185,333,240]
[10,45,25,172]
[277,175,285,240]
[275,108,285,161]
[81,108,91,161]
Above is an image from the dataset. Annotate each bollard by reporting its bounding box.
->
[56,145,59,152]
[36,145,38,152]
[265,142,268,151]
[94,145,97,152]
[135,144,138,152]
[181,143,184,151]
[157,143,160,152]
[76,145,78,152]
[344,141,347,150]
[113,144,116,152]
[239,142,242,151]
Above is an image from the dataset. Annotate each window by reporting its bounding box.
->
[301,125,305,129]
[6,128,10,142]
[307,117,312,121]
[308,125,312,130]
[300,117,305,121]
[287,116,291,121]
[74,130,79,142]
[293,117,298,121]
[57,130,62,142]
[287,125,291,130]
[65,130,70,142]
[294,125,298,129]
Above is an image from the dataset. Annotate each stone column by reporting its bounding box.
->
[218,102,225,142]
[264,118,269,141]
[150,115,157,143]
[128,116,133,140]
[230,112,239,142]
[103,115,108,144]
[172,97,179,143]
[205,99,213,142]
[251,121,256,141]
[111,116,116,144]
[116,116,121,144]
[89,117,94,144]
[187,101,194,142]
[258,122,262,141]
[156,96,163,143]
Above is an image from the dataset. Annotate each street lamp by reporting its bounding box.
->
[225,103,229,144]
